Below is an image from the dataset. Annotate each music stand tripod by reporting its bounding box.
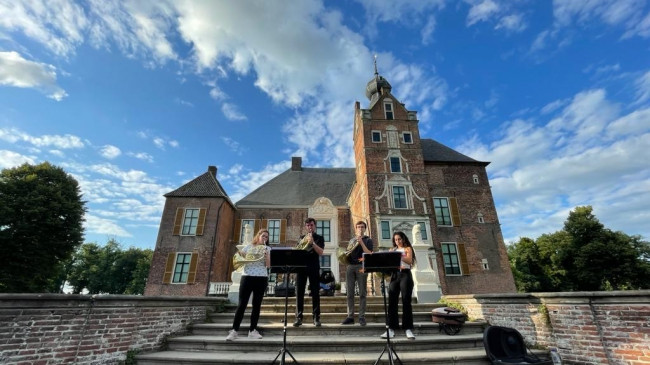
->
[269,249,308,365]
[362,252,403,365]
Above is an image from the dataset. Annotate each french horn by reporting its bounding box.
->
[337,237,360,264]
[232,244,266,270]
[294,232,314,253]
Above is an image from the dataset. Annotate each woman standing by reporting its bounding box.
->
[226,229,271,341]
[381,231,417,340]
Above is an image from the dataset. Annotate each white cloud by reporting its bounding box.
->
[458,86,650,242]
[221,137,247,155]
[635,70,650,104]
[466,0,500,26]
[0,127,84,149]
[0,150,35,168]
[84,213,132,237]
[100,145,121,159]
[127,151,154,162]
[0,51,67,100]
[222,160,291,202]
[221,103,247,121]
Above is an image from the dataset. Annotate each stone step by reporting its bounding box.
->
[192,322,485,337]
[209,311,441,324]
[136,348,491,365]
[226,302,443,313]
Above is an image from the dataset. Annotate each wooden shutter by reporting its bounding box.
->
[458,243,470,275]
[195,208,207,236]
[172,208,184,235]
[254,219,261,234]
[162,253,176,283]
[449,197,461,226]
[233,220,242,243]
[261,219,268,230]
[187,252,199,283]
[280,219,287,243]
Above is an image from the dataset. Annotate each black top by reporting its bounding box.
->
[300,233,325,269]
[348,236,374,265]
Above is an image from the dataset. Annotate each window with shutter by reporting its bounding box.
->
[186,252,199,283]
[458,243,470,275]
[172,208,184,235]
[441,243,461,275]
[162,252,176,283]
[449,197,461,226]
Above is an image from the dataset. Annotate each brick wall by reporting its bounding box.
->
[0,294,227,365]
[445,291,650,365]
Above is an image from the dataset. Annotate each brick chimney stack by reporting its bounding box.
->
[208,165,217,178]
[291,157,302,171]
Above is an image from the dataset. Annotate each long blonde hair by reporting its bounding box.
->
[253,229,270,246]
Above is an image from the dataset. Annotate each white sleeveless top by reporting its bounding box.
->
[242,244,270,277]
[394,247,411,270]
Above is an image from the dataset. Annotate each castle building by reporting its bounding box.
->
[144,71,516,298]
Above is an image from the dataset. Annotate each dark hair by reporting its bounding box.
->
[305,217,316,225]
[355,221,367,228]
[392,231,416,264]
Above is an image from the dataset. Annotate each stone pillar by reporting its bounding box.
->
[411,224,441,303]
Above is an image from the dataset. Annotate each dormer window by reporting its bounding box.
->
[384,101,394,120]
[403,132,413,144]
[372,131,382,143]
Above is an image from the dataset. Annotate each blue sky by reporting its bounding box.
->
[1,0,649,250]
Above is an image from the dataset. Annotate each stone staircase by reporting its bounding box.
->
[136,295,492,364]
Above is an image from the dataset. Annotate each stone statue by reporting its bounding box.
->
[412,223,423,245]
[243,223,253,245]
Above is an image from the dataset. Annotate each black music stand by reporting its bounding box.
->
[363,252,403,365]
[270,248,308,365]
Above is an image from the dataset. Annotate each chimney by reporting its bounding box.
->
[291,157,302,171]
[208,165,217,178]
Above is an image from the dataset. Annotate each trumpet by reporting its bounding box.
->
[337,237,360,264]
[232,244,266,270]
[294,231,314,252]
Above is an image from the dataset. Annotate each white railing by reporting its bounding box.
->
[209,281,277,296]
[209,282,231,295]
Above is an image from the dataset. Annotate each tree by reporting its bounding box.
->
[509,206,650,292]
[0,162,86,293]
[67,239,152,295]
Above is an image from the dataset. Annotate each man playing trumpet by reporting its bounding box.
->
[341,221,373,326]
[293,218,325,327]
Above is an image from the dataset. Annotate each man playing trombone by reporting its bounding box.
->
[340,221,373,326]
[293,218,325,327]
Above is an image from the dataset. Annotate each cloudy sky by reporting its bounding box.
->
[1,0,649,249]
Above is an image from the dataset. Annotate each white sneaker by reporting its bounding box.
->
[248,329,263,339]
[405,329,415,340]
[226,329,238,341]
[380,329,395,339]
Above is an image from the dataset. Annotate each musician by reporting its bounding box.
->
[293,218,325,327]
[341,221,373,326]
[226,229,271,341]
[382,231,416,340]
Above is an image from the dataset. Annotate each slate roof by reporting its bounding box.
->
[236,168,356,207]
[421,138,488,165]
[165,170,232,205]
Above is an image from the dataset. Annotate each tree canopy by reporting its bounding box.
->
[509,206,650,292]
[0,162,86,293]
[66,239,153,295]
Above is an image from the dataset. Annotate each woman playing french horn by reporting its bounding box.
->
[226,229,271,341]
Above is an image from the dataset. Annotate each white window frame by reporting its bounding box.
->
[380,221,391,240]
[402,132,413,144]
[441,243,462,276]
[268,219,281,244]
[181,208,200,236]
[433,197,453,226]
[371,130,382,143]
[384,100,394,120]
[172,252,192,283]
[392,185,408,209]
[473,174,479,184]
[389,156,401,173]
[316,219,331,242]
[477,213,484,224]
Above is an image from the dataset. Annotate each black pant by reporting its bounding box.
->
[295,266,320,319]
[232,275,268,331]
[388,269,413,330]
